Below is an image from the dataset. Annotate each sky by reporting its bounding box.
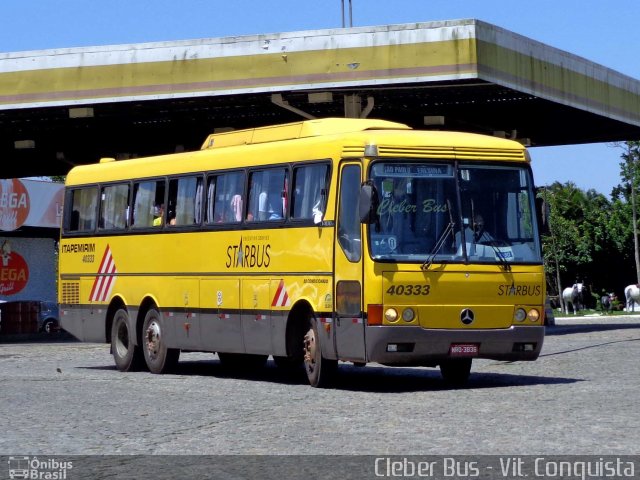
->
[2,0,640,195]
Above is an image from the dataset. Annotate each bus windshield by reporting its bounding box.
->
[368,161,542,264]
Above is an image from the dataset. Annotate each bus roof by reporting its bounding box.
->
[200,118,411,149]
[66,119,528,185]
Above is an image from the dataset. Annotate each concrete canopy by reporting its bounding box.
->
[1,19,640,178]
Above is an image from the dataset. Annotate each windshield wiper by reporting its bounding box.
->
[421,222,455,271]
[479,238,512,271]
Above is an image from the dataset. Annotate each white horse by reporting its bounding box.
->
[562,283,583,314]
[624,284,640,312]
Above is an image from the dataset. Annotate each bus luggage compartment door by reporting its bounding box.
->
[241,279,273,355]
[334,280,365,362]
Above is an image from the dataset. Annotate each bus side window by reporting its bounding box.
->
[337,165,361,262]
[248,168,287,221]
[66,187,98,233]
[209,171,244,224]
[131,180,165,228]
[292,163,328,222]
[98,183,129,231]
[168,176,202,226]
[205,176,216,223]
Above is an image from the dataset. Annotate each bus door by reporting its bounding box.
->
[333,163,366,362]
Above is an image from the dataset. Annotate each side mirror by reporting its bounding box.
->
[359,181,379,224]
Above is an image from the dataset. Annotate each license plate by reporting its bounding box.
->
[449,343,479,356]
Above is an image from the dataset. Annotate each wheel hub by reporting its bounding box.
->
[145,321,162,359]
[303,327,316,371]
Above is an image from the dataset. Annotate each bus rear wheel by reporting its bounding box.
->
[303,317,337,388]
[439,358,472,386]
[142,308,180,374]
[111,308,145,372]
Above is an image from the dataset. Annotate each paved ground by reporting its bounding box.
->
[0,315,638,456]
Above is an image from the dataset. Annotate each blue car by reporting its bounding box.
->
[38,301,60,334]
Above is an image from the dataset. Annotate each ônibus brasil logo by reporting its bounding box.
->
[7,456,73,479]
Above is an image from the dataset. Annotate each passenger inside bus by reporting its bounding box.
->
[167,204,177,225]
[258,192,281,220]
[231,194,243,222]
[153,204,165,226]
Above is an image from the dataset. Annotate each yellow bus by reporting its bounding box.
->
[59,118,545,387]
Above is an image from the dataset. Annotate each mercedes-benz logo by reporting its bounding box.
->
[460,308,475,325]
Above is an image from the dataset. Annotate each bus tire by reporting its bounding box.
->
[142,308,180,374]
[111,308,145,372]
[440,358,472,386]
[303,317,337,388]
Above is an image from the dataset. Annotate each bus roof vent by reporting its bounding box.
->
[376,146,526,161]
[200,118,411,150]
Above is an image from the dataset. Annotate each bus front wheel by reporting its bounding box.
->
[111,308,145,372]
[439,358,472,386]
[303,317,337,388]
[142,308,180,374]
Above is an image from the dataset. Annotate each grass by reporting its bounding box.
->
[553,309,640,318]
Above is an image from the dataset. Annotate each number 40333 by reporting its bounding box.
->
[386,284,430,296]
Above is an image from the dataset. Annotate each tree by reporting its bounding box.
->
[538,145,640,309]
[539,182,592,311]
[614,141,640,283]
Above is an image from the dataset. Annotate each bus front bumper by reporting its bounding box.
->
[365,325,544,365]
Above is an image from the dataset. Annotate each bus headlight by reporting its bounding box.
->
[402,308,415,322]
[527,309,540,322]
[514,308,527,322]
[385,308,398,322]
